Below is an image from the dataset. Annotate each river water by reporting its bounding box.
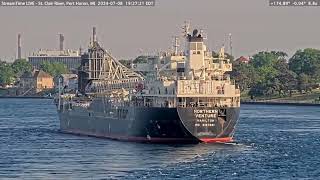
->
[0,99,319,179]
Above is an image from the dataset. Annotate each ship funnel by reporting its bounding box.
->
[185,27,205,79]
[192,29,198,37]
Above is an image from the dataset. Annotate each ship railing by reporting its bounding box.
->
[89,78,141,93]
[177,101,239,108]
[177,102,187,107]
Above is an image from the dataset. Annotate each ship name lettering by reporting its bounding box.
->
[196,119,215,122]
[195,123,214,127]
[195,114,215,118]
[193,109,218,114]
[202,124,214,127]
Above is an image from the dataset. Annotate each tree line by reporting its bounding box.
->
[0,59,68,86]
[230,48,320,99]
[1,48,320,97]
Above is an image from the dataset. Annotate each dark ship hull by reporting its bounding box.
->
[58,104,240,143]
[57,27,241,144]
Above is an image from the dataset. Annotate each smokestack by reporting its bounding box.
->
[93,27,97,43]
[17,34,22,59]
[79,46,83,55]
[59,34,64,51]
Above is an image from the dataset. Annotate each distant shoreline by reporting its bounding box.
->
[1,96,319,106]
[241,100,320,106]
[0,96,53,99]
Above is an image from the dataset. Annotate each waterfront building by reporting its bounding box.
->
[236,56,250,64]
[19,70,54,94]
[28,50,81,70]
[55,74,78,92]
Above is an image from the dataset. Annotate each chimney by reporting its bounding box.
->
[79,46,83,55]
[59,34,64,51]
[93,27,97,43]
[17,33,22,59]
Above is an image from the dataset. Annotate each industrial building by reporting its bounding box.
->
[28,49,81,70]
[27,33,81,70]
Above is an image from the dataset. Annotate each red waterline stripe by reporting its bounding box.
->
[200,137,233,143]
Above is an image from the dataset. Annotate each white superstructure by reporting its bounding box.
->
[133,23,240,108]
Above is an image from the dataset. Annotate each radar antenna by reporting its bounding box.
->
[182,21,190,37]
[200,29,207,40]
[219,45,225,59]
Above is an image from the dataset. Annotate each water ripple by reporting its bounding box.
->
[0,100,319,179]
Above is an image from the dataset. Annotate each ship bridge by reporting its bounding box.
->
[132,22,240,109]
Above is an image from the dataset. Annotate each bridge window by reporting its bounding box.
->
[190,43,196,50]
[197,43,203,50]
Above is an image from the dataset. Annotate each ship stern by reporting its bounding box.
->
[177,107,240,143]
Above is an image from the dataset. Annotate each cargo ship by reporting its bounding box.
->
[56,23,240,143]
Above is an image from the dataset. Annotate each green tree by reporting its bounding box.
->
[40,62,54,76]
[230,49,320,98]
[297,73,311,93]
[40,62,68,77]
[289,48,320,81]
[11,59,32,77]
[235,51,294,98]
[230,61,257,91]
[52,62,68,76]
[0,62,14,85]
[250,51,287,68]
[273,59,297,96]
[248,82,267,98]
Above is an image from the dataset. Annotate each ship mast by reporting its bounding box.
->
[173,36,179,56]
[229,33,233,57]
